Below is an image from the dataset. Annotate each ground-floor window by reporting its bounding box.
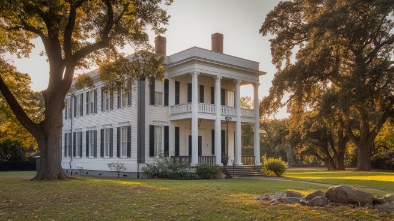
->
[101,128,113,158]
[86,130,97,158]
[74,132,83,157]
[64,133,71,157]
[117,126,131,158]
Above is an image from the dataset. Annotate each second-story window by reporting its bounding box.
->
[101,89,113,112]
[74,94,83,117]
[87,90,97,114]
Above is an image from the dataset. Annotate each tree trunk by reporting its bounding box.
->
[356,142,372,171]
[336,130,347,170]
[33,98,67,180]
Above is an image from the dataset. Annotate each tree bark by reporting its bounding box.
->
[356,141,373,171]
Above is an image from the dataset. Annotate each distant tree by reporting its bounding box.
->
[260,119,289,161]
[260,0,394,170]
[241,97,254,148]
[0,0,172,180]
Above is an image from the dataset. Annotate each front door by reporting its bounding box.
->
[189,135,202,156]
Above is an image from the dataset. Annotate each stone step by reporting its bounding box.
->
[221,166,262,177]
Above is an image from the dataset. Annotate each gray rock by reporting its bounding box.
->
[274,191,284,199]
[373,196,385,204]
[301,190,326,205]
[377,203,394,212]
[253,195,271,201]
[284,190,303,198]
[282,197,301,205]
[306,196,328,207]
[383,194,394,204]
[325,185,374,205]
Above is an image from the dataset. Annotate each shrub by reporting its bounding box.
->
[195,163,218,179]
[142,156,196,179]
[261,156,287,176]
[371,151,394,170]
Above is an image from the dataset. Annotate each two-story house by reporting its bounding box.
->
[61,33,265,177]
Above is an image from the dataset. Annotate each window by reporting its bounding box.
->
[104,129,110,157]
[65,98,71,119]
[86,130,97,158]
[117,83,131,109]
[87,90,97,114]
[199,85,204,103]
[64,133,71,157]
[72,132,82,157]
[187,83,192,102]
[227,91,234,107]
[154,126,162,156]
[149,125,165,157]
[117,126,131,158]
[150,80,164,106]
[101,89,113,112]
[74,94,83,117]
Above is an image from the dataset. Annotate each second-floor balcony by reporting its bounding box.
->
[170,103,255,118]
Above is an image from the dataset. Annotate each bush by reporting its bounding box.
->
[261,156,287,176]
[142,156,196,179]
[371,151,394,170]
[195,163,218,179]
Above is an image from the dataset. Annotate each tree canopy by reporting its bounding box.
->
[260,0,394,170]
[0,0,172,180]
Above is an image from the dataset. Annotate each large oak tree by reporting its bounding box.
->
[0,0,171,180]
[260,0,394,170]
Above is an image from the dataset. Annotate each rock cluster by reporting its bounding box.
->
[253,185,394,212]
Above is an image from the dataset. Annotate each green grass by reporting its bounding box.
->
[284,168,394,195]
[0,170,393,220]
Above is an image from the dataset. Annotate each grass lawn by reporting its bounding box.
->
[0,170,393,220]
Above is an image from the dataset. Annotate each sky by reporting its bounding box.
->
[7,0,287,118]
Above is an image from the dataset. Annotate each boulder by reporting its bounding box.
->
[306,196,328,207]
[284,191,303,198]
[282,197,302,205]
[301,190,326,205]
[373,196,385,204]
[383,194,394,204]
[325,185,374,205]
[377,203,394,212]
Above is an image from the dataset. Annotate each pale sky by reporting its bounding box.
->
[7,0,287,118]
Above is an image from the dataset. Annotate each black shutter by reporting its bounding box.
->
[68,134,72,157]
[101,89,104,112]
[164,126,169,157]
[73,96,77,117]
[73,132,76,157]
[94,130,97,158]
[65,99,68,119]
[80,94,83,116]
[86,92,89,114]
[109,128,113,157]
[175,127,179,156]
[221,89,225,106]
[64,133,67,157]
[188,135,192,157]
[164,79,169,106]
[94,90,97,113]
[100,129,104,157]
[199,85,204,103]
[117,127,120,158]
[175,81,180,105]
[110,90,114,110]
[149,125,154,157]
[211,130,215,154]
[127,79,132,106]
[211,87,215,104]
[150,80,155,105]
[187,83,192,103]
[127,126,131,158]
[79,132,82,157]
[117,89,121,109]
[221,130,225,155]
[86,131,89,157]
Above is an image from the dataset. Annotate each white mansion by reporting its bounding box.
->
[62,33,265,177]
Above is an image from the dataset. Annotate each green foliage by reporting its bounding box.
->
[0,139,33,161]
[261,156,287,177]
[142,157,196,180]
[195,163,218,179]
[371,151,394,170]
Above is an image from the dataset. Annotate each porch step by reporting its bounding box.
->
[221,165,262,177]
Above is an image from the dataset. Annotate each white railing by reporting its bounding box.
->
[170,103,192,115]
[170,103,254,118]
[241,108,255,118]
[198,103,215,113]
[221,106,236,116]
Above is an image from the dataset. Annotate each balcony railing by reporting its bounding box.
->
[170,156,216,166]
[170,103,255,118]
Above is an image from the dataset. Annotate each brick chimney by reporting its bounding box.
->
[211,33,223,53]
[155,36,166,55]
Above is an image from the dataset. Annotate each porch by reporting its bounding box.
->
[170,155,256,166]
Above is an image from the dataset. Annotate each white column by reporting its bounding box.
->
[214,76,222,165]
[253,82,261,165]
[191,71,199,165]
[168,78,174,157]
[235,79,242,166]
